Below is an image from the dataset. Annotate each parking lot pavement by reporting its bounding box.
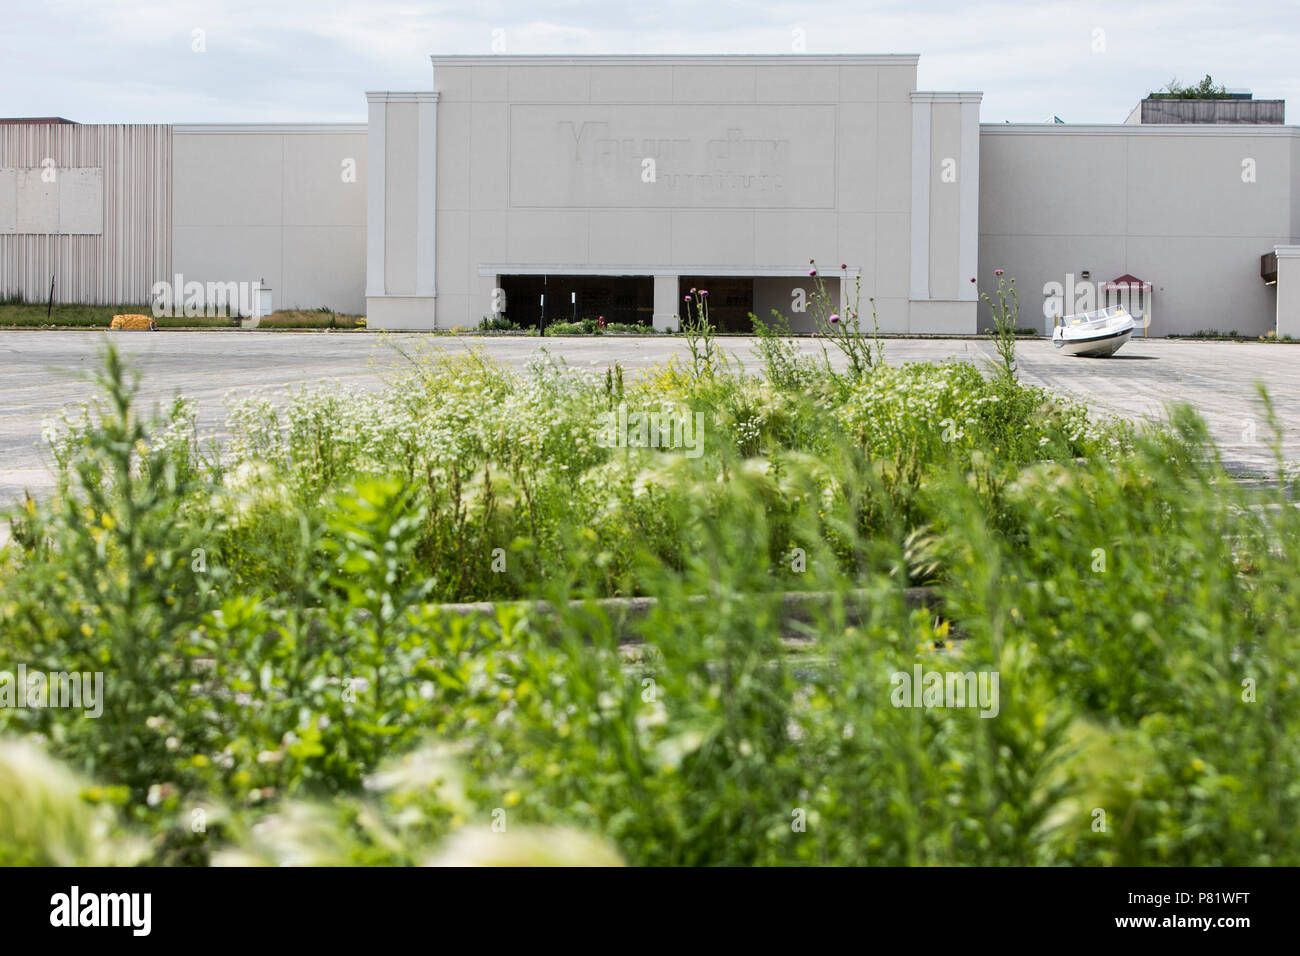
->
[1,330,1297,506]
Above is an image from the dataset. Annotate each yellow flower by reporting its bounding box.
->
[504,790,521,806]
[100,512,115,530]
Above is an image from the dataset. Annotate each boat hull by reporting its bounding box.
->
[1053,314,1136,357]
[1054,327,1133,357]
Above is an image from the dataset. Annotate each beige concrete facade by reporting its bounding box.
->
[979,124,1300,336]
[172,124,367,316]
[365,54,983,334]
[5,53,1300,337]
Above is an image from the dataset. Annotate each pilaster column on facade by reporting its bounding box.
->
[364,91,440,330]
[364,93,387,298]
[909,97,932,302]
[1275,246,1300,339]
[957,98,981,301]
[415,94,438,298]
[908,91,983,332]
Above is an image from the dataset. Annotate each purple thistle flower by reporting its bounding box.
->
[809,269,817,277]
[840,263,847,270]
[830,313,840,324]
[701,290,708,296]
[994,269,1003,276]
[684,295,690,302]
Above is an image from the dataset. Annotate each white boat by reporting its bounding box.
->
[1052,306,1136,357]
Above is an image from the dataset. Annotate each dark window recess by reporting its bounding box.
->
[679,277,754,333]
[497,275,653,328]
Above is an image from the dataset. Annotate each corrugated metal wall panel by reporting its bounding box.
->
[0,124,171,305]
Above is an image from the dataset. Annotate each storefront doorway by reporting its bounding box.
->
[497,275,653,329]
[678,277,754,332]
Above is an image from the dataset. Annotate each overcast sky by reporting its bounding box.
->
[1,0,1296,124]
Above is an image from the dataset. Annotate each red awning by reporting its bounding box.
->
[1105,273,1152,291]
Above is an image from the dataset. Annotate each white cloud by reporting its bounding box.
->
[0,0,1294,123]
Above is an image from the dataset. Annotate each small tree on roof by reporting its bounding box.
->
[1153,75,1233,99]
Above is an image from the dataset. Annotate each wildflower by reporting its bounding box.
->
[995,269,1004,276]
[970,277,976,283]
[700,290,708,296]
[809,269,817,276]
[830,314,840,324]
[840,263,847,270]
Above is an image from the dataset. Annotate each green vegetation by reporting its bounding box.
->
[256,309,366,330]
[543,319,658,335]
[3,281,1299,866]
[477,315,521,332]
[0,301,227,329]
[1152,75,1233,99]
[1167,329,1297,343]
[980,270,1021,378]
[0,300,363,330]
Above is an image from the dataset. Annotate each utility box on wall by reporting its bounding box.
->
[255,280,273,317]
[239,279,273,328]
[1275,247,1300,340]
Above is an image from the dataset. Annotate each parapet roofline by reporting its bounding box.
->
[911,92,984,103]
[429,54,920,67]
[172,123,366,133]
[982,123,1300,136]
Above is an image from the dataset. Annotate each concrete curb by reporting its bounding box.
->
[430,587,938,644]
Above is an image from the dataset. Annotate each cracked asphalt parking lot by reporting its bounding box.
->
[1,330,1297,508]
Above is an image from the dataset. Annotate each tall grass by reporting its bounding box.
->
[1,340,1296,865]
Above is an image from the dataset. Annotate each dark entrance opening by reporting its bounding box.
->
[679,277,754,332]
[498,275,653,330]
